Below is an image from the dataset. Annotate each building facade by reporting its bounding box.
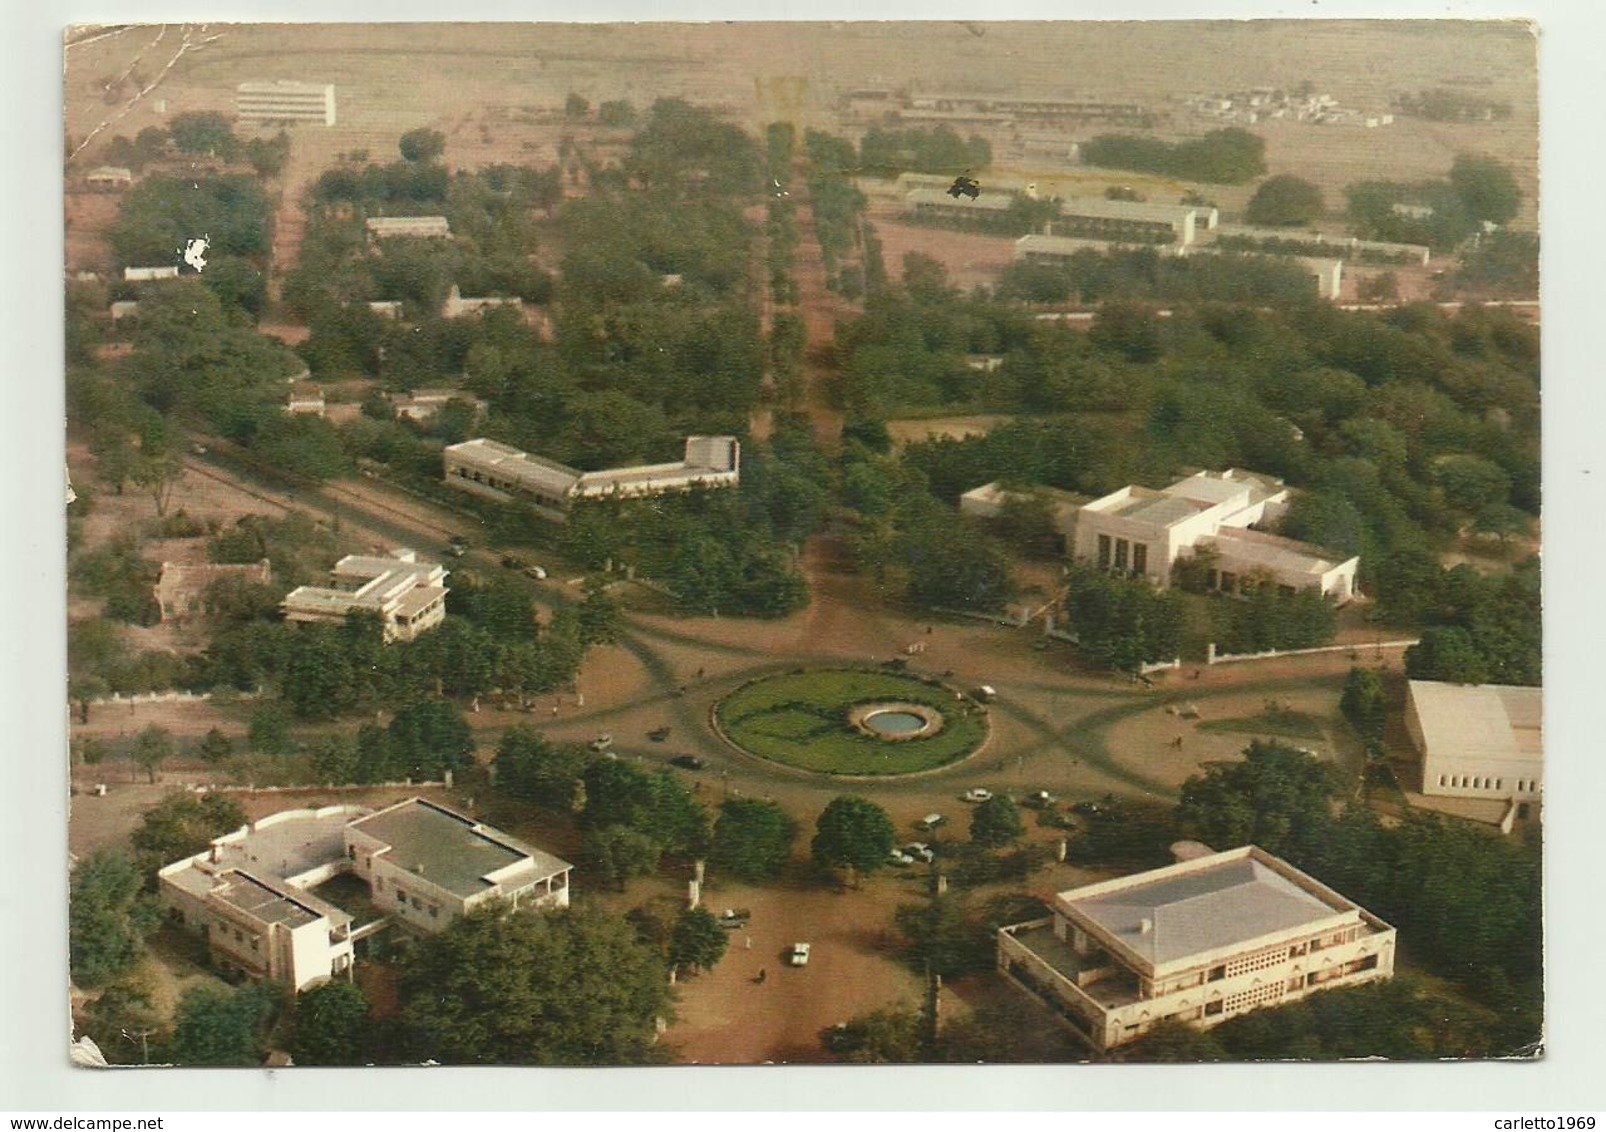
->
[1406,680,1543,801]
[365,216,451,240]
[444,435,741,520]
[281,549,448,642]
[160,800,572,991]
[236,81,336,126]
[997,845,1396,1052]
[1072,469,1357,600]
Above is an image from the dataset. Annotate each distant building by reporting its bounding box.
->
[367,300,405,320]
[365,215,451,240]
[1015,233,1184,263]
[109,300,140,323]
[1050,198,1216,247]
[236,81,336,126]
[444,436,741,521]
[84,166,133,189]
[154,559,272,623]
[441,284,522,319]
[391,389,486,423]
[285,384,326,417]
[281,548,449,642]
[159,799,571,991]
[1298,257,1345,301]
[997,845,1396,1052]
[1390,202,1436,221]
[123,266,179,282]
[903,187,1014,220]
[1073,469,1357,600]
[1406,680,1543,802]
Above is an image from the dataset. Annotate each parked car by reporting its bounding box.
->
[903,843,935,863]
[962,788,993,803]
[717,908,751,929]
[669,754,706,771]
[525,564,548,580]
[887,850,915,867]
[974,685,998,703]
[588,733,614,752]
[789,942,811,967]
[1023,790,1057,808]
[917,813,946,832]
[648,726,672,742]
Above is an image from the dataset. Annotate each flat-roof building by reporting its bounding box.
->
[1406,680,1543,801]
[160,800,571,991]
[444,436,741,521]
[441,283,522,319]
[123,265,179,282]
[1074,470,1357,600]
[282,548,448,642]
[997,845,1396,1051]
[365,215,451,240]
[84,166,133,189]
[236,81,336,126]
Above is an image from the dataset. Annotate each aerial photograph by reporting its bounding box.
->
[61,20,1541,1068]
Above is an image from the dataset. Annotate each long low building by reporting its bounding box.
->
[236,80,336,126]
[365,215,451,239]
[1015,232,1185,262]
[282,548,448,642]
[905,190,1214,246]
[1406,680,1543,803]
[444,435,741,520]
[160,799,572,991]
[998,845,1396,1052]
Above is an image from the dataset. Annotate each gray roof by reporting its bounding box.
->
[1065,853,1344,968]
[349,799,571,899]
[1408,681,1542,762]
[214,870,350,930]
[1113,495,1204,527]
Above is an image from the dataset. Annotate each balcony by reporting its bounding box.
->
[1000,920,1144,1011]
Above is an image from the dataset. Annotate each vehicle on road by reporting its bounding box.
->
[1023,790,1057,808]
[974,685,998,703]
[717,908,751,929]
[648,727,672,742]
[525,564,548,580]
[588,733,614,752]
[917,813,946,832]
[962,788,993,803]
[887,849,915,867]
[902,843,934,863]
[789,943,811,967]
[669,754,706,771]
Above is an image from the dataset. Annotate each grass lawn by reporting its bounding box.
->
[1196,707,1327,742]
[716,668,987,775]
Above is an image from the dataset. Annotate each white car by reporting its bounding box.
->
[903,842,934,863]
[588,733,614,752]
[789,942,811,967]
[887,850,915,867]
[963,788,993,803]
[525,564,548,580]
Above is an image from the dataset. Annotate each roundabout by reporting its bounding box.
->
[713,668,989,776]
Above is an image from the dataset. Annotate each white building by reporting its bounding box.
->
[444,436,741,520]
[160,800,571,991]
[441,284,522,319]
[367,300,405,320]
[84,166,133,189]
[236,81,336,126]
[391,389,486,423]
[109,300,140,323]
[1406,680,1543,802]
[282,549,449,642]
[1015,232,1185,263]
[345,797,573,929]
[285,384,326,417]
[123,266,179,282]
[1073,469,1357,600]
[997,845,1396,1052]
[365,215,451,240]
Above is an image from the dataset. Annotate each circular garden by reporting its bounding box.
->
[714,669,989,775]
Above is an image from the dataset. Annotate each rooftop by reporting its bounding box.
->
[1110,492,1209,527]
[348,798,571,900]
[905,188,1014,212]
[1409,681,1543,762]
[1207,527,1351,577]
[1164,469,1285,508]
[1061,847,1356,970]
[213,870,350,930]
[447,438,584,497]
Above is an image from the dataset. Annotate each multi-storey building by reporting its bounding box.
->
[281,549,448,642]
[159,799,573,992]
[997,845,1396,1052]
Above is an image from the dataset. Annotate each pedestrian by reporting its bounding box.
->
[552,705,559,717]
[757,968,767,985]
[745,935,752,950]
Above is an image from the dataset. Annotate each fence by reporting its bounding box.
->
[89,689,262,707]
[1206,639,1418,666]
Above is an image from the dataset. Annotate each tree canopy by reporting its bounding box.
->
[1245,175,1325,227]
[811,796,898,875]
[709,798,798,880]
[69,852,158,986]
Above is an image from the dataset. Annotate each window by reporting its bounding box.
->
[1204,1001,1224,1017]
[429,904,440,919]
[1097,535,1111,569]
[1132,543,1148,575]
[1207,965,1226,982]
[1114,539,1129,570]
[395,887,407,904]
[1438,775,1446,787]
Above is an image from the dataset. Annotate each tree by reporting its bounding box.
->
[597,100,636,128]
[709,798,797,880]
[1176,742,1341,860]
[398,128,446,164]
[386,700,476,780]
[1340,666,1388,745]
[969,795,1025,848]
[131,449,185,518]
[69,852,158,986]
[131,725,174,784]
[576,579,623,645]
[1245,175,1325,227]
[668,906,728,975]
[197,727,234,765]
[168,983,281,1066]
[167,111,237,159]
[399,904,672,1065]
[247,704,293,755]
[893,892,992,979]
[79,980,164,1064]
[822,1005,924,1064]
[1404,626,1492,685]
[564,92,590,119]
[130,792,247,876]
[288,979,372,1066]
[1448,154,1522,227]
[493,726,586,811]
[582,823,662,889]
[811,796,897,876]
